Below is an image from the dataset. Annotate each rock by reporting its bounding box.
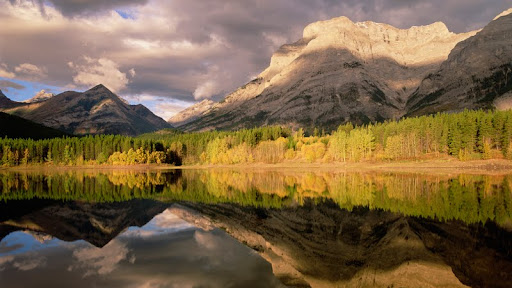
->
[407,12,512,116]
[22,90,54,103]
[179,15,477,131]
[168,99,215,128]
[1,84,172,136]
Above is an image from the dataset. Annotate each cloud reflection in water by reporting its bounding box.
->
[0,207,283,288]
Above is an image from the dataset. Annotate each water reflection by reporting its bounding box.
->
[0,169,511,287]
[1,169,511,227]
[0,206,283,288]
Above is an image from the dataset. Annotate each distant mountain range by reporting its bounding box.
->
[0,84,171,136]
[171,8,512,132]
[3,9,511,135]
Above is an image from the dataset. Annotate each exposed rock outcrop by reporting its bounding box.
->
[22,89,54,103]
[407,12,512,116]
[178,16,477,131]
[168,99,215,128]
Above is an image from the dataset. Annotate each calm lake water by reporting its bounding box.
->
[0,169,511,287]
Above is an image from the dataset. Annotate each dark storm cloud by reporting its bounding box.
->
[45,0,148,17]
[1,0,511,117]
[0,79,25,91]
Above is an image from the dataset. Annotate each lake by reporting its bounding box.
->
[0,169,511,287]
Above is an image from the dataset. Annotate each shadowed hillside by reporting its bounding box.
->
[0,112,68,139]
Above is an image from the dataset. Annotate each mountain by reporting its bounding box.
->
[407,9,512,116]
[22,89,55,103]
[175,201,512,287]
[0,112,68,139]
[177,16,477,131]
[168,99,215,128]
[1,84,172,136]
[0,199,168,247]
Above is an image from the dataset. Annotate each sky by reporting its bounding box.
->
[1,0,511,120]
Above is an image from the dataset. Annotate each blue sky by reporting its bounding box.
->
[0,77,65,102]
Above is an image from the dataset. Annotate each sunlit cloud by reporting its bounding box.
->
[0,64,16,79]
[14,63,48,81]
[13,256,47,271]
[193,80,220,100]
[0,0,510,112]
[0,255,15,271]
[69,239,134,277]
[122,94,192,119]
[68,57,132,93]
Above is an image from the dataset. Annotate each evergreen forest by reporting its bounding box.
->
[2,109,512,166]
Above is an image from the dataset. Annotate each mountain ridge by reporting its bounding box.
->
[406,11,512,116]
[0,112,68,139]
[1,84,172,136]
[174,10,512,132]
[168,99,215,128]
[22,89,55,103]
[0,89,27,109]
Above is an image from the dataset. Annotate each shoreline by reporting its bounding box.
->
[3,158,512,175]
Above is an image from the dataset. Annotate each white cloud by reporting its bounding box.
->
[129,68,136,77]
[69,239,132,277]
[0,63,16,78]
[0,255,15,271]
[69,56,130,92]
[122,93,194,119]
[13,257,47,271]
[153,101,193,120]
[193,80,220,100]
[194,230,220,251]
[124,38,161,50]
[14,63,48,80]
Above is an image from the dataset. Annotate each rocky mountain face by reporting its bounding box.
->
[1,84,171,136]
[22,89,55,103]
[176,9,512,132]
[168,99,215,128]
[177,16,478,131]
[407,9,512,116]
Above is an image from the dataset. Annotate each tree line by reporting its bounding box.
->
[1,170,510,226]
[2,109,512,166]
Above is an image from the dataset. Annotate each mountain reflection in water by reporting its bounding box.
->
[0,203,283,288]
[0,169,511,287]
